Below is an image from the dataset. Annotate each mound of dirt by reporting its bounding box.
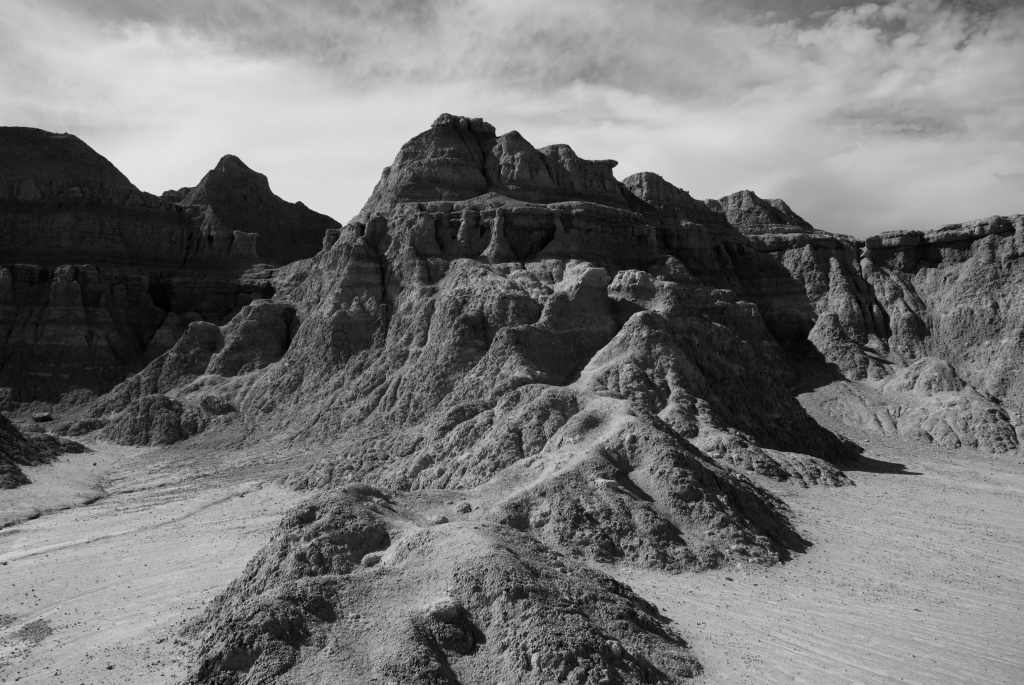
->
[185,486,699,685]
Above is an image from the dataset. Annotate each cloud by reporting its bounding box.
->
[0,0,1022,234]
[993,171,1024,184]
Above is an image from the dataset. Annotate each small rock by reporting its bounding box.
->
[455,501,472,514]
[431,515,449,525]
[606,639,625,659]
[725,577,734,581]
[424,597,462,622]
[360,552,382,567]
[31,412,52,423]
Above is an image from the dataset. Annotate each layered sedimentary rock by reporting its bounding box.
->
[16,113,1019,682]
[740,199,1024,451]
[0,127,338,403]
[167,115,857,684]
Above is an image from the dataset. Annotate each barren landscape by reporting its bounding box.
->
[2,112,1024,683]
[3,384,1023,684]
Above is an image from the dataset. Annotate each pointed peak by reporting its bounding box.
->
[622,172,696,206]
[179,155,271,207]
[716,189,815,234]
[211,154,267,183]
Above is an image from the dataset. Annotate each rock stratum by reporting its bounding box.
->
[0,127,339,405]
[2,114,1022,683]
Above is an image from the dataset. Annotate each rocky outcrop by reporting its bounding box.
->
[738,196,1024,452]
[0,414,41,488]
[359,114,629,218]
[176,155,340,267]
[0,127,338,404]
[185,487,699,685]
[83,300,296,446]
[0,413,84,488]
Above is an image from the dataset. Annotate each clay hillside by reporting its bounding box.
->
[2,115,1023,684]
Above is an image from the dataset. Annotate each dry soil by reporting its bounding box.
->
[1,416,1022,684]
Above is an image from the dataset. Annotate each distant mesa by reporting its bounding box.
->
[0,126,338,404]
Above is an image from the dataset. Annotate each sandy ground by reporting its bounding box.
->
[616,433,1024,685]
[2,422,1023,683]
[0,443,303,684]
[0,442,140,529]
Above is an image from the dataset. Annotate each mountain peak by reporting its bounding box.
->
[181,154,272,208]
[710,189,816,235]
[358,114,627,218]
[0,126,136,203]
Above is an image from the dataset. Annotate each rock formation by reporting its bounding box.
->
[185,486,700,685]
[0,413,84,488]
[0,127,338,404]
[4,114,1021,683]
[742,205,1024,451]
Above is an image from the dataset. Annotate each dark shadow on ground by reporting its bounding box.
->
[842,452,923,476]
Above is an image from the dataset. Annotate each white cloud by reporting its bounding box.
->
[0,0,1021,234]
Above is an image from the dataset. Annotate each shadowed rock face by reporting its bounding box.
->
[0,127,338,403]
[177,154,340,267]
[0,413,43,488]
[0,412,84,488]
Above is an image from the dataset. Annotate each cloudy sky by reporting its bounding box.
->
[2,0,1022,236]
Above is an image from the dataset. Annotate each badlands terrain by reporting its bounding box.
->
[1,115,1023,683]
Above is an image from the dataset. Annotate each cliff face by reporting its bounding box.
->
[743,207,1024,451]
[0,127,338,403]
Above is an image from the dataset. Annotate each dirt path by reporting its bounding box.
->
[614,435,1024,684]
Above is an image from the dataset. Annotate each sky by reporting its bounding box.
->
[1,0,1022,237]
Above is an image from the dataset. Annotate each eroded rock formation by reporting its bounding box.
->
[0,127,338,404]
[0,413,84,488]
[5,114,1021,683]
[185,486,700,685]
[744,206,1024,451]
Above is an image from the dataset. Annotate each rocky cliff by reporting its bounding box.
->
[0,127,338,404]
[743,208,1024,451]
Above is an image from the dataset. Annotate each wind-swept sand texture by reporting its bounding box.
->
[0,444,302,684]
[612,389,1024,684]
